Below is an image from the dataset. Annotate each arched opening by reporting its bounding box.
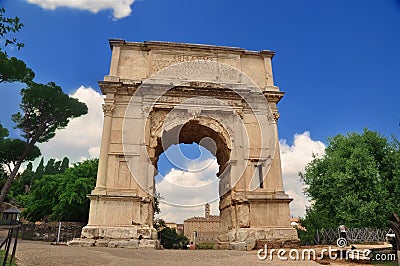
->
[153,120,231,175]
[151,119,231,224]
[155,143,219,222]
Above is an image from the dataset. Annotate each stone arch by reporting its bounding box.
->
[148,114,232,175]
[78,40,299,250]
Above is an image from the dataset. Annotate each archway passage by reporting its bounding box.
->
[155,143,220,219]
[155,141,222,246]
[154,120,231,175]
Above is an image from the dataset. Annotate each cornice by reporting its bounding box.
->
[108,39,275,58]
[263,91,285,103]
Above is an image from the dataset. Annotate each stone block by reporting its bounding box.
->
[237,204,250,228]
[95,239,109,247]
[255,230,266,240]
[127,239,140,249]
[81,227,99,239]
[237,229,249,242]
[107,240,120,248]
[139,239,156,248]
[217,232,229,242]
[265,229,273,239]
[150,228,158,240]
[216,242,230,250]
[230,242,247,251]
[86,226,138,239]
[245,238,256,251]
[137,228,151,239]
[67,238,95,247]
[107,240,139,248]
[228,231,236,242]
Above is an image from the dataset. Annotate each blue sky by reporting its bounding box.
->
[1,0,400,222]
[2,0,400,141]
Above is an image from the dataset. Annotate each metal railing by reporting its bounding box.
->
[315,228,394,245]
[0,223,20,266]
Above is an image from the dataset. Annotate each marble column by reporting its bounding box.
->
[92,99,115,195]
[272,110,285,193]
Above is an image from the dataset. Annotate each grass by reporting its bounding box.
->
[371,262,397,266]
[0,249,17,266]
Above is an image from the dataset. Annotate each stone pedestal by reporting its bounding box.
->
[217,191,298,250]
[217,227,298,251]
[69,193,157,248]
[68,238,158,249]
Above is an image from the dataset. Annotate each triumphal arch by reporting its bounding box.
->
[78,40,298,249]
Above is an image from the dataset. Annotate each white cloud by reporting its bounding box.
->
[156,132,326,223]
[157,201,219,224]
[156,157,220,223]
[26,0,136,19]
[280,131,326,218]
[38,86,103,163]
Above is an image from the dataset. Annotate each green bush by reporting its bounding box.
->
[196,242,214,249]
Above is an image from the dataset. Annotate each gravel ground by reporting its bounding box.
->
[14,241,328,266]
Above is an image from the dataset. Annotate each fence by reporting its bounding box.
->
[315,228,394,245]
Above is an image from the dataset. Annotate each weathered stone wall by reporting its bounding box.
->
[21,222,85,242]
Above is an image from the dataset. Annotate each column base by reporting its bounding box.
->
[80,225,157,239]
[67,238,159,249]
[91,187,107,196]
[216,227,299,251]
[66,225,158,248]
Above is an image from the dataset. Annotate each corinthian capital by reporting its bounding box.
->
[102,103,115,116]
[273,112,280,122]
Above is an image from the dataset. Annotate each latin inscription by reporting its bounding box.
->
[152,54,217,72]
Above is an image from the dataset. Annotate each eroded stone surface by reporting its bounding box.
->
[67,238,95,247]
[67,238,156,249]
[108,239,140,249]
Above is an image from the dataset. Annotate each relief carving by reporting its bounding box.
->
[273,112,280,122]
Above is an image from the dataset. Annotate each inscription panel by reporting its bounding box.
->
[151,53,218,73]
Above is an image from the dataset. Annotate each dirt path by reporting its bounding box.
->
[15,240,347,266]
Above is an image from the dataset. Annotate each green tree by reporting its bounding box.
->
[0,7,85,206]
[23,159,97,222]
[0,138,40,173]
[35,158,45,179]
[0,82,88,206]
[9,162,35,200]
[0,6,34,84]
[9,157,70,202]
[0,6,24,50]
[59,157,69,173]
[158,227,189,249]
[153,191,162,217]
[0,51,34,83]
[21,173,59,221]
[51,159,98,222]
[0,124,8,140]
[300,129,400,242]
[0,125,40,200]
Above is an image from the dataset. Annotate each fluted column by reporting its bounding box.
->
[92,98,115,195]
[272,110,285,192]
